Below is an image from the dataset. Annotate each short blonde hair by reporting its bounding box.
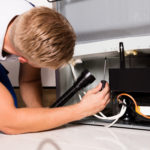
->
[11,7,76,68]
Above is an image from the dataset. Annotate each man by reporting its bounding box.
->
[0,0,110,134]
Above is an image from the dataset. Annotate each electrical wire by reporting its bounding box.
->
[94,99,127,127]
[94,99,126,120]
[117,93,150,119]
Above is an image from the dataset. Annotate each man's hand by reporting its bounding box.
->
[79,82,110,117]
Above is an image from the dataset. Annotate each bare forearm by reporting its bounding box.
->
[20,80,43,107]
[19,63,43,107]
[3,104,85,134]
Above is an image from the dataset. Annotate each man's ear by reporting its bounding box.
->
[18,57,28,63]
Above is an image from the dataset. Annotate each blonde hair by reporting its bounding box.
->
[11,7,76,68]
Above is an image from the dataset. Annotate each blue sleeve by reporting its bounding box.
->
[0,63,18,107]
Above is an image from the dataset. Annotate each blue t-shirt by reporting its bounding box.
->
[0,64,18,107]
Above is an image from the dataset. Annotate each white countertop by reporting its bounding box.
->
[0,124,150,150]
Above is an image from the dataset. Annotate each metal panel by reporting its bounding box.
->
[59,0,150,43]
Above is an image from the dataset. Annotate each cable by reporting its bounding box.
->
[94,99,127,127]
[117,93,150,119]
[94,99,127,120]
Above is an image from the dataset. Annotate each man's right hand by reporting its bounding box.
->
[78,82,110,117]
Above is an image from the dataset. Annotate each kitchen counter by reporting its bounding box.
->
[0,124,150,150]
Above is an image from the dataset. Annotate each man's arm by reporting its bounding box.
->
[0,82,110,135]
[19,63,43,107]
